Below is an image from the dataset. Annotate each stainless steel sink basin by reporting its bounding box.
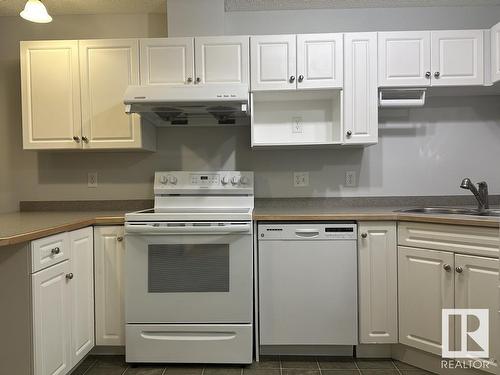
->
[397,207,500,217]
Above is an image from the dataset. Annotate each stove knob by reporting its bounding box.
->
[231,176,240,185]
[159,176,168,184]
[167,175,178,184]
[221,176,229,185]
[240,176,250,185]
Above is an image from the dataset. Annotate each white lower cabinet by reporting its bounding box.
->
[94,226,125,346]
[492,22,500,83]
[358,222,398,344]
[32,227,94,375]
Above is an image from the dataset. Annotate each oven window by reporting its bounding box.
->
[148,244,230,293]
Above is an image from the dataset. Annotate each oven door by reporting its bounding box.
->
[125,221,253,324]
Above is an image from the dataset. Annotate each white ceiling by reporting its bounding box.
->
[0,0,166,16]
[225,0,500,11]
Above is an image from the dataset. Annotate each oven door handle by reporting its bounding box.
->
[125,222,251,235]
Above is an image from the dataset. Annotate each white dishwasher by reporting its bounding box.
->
[258,222,358,349]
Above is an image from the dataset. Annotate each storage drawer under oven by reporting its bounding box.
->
[126,324,252,364]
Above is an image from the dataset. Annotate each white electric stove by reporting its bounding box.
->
[124,171,254,364]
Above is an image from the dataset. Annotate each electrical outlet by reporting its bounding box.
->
[88,172,98,188]
[294,172,309,187]
[345,171,357,187]
[292,116,303,134]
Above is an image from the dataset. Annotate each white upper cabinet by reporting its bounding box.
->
[296,33,343,89]
[20,41,82,150]
[251,35,297,91]
[140,37,194,86]
[358,222,398,344]
[492,22,500,83]
[79,39,154,150]
[195,36,249,85]
[378,31,431,87]
[344,32,378,145]
[431,30,484,86]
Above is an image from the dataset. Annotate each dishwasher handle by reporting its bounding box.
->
[294,229,320,238]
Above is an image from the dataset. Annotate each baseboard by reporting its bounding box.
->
[91,346,126,355]
[356,344,392,358]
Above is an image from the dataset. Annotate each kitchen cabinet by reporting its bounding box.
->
[32,227,94,375]
[358,222,398,344]
[251,34,343,91]
[492,22,500,83]
[20,40,82,150]
[140,37,195,86]
[140,36,249,86]
[251,35,296,91]
[79,39,155,150]
[94,226,125,346]
[32,260,72,375]
[343,32,378,145]
[378,31,431,87]
[21,39,156,151]
[378,30,484,87]
[398,246,455,355]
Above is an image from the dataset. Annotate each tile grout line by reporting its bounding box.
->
[392,359,403,375]
[80,358,98,375]
[353,358,361,375]
[161,367,168,375]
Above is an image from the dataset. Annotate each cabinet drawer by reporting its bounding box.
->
[31,232,70,273]
[398,222,499,258]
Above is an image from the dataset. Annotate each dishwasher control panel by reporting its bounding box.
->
[258,223,357,240]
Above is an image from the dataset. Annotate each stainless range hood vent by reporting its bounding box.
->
[124,84,250,126]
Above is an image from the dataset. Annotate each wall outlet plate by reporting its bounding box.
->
[292,116,303,134]
[88,172,98,188]
[345,170,357,187]
[294,172,309,187]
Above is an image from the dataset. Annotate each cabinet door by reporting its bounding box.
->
[32,261,71,375]
[455,254,499,370]
[358,222,398,344]
[251,35,296,91]
[20,40,82,150]
[398,246,454,355]
[140,37,194,86]
[195,36,249,86]
[492,22,500,83]
[378,31,431,87]
[431,30,484,86]
[79,39,143,149]
[94,226,125,346]
[344,32,378,145]
[296,33,343,89]
[69,228,94,366]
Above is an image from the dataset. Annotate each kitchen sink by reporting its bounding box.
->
[397,207,500,217]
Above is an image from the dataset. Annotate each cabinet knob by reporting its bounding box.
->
[82,136,89,143]
[434,72,440,78]
[66,273,74,280]
[455,266,463,273]
[187,77,193,83]
[289,75,295,83]
[361,233,368,239]
[346,130,352,137]
[425,71,431,78]
[196,77,201,83]
[443,263,452,272]
[73,136,80,143]
[117,236,123,242]
[51,247,60,255]
[298,75,304,82]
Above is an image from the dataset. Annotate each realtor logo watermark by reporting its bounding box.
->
[441,309,490,370]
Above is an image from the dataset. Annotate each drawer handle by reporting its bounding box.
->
[66,273,74,280]
[51,247,61,255]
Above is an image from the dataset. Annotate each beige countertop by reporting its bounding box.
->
[0,206,498,247]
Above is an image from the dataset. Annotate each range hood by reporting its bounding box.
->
[124,84,250,126]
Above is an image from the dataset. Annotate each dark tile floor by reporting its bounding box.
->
[71,356,435,375]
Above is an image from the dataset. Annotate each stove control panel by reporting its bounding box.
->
[154,171,254,192]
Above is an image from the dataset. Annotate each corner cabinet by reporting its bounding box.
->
[492,22,500,83]
[94,226,126,346]
[343,33,378,144]
[20,39,156,151]
[358,222,398,344]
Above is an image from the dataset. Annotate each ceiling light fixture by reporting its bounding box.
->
[20,0,53,23]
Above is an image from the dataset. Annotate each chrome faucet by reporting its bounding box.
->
[460,178,489,211]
